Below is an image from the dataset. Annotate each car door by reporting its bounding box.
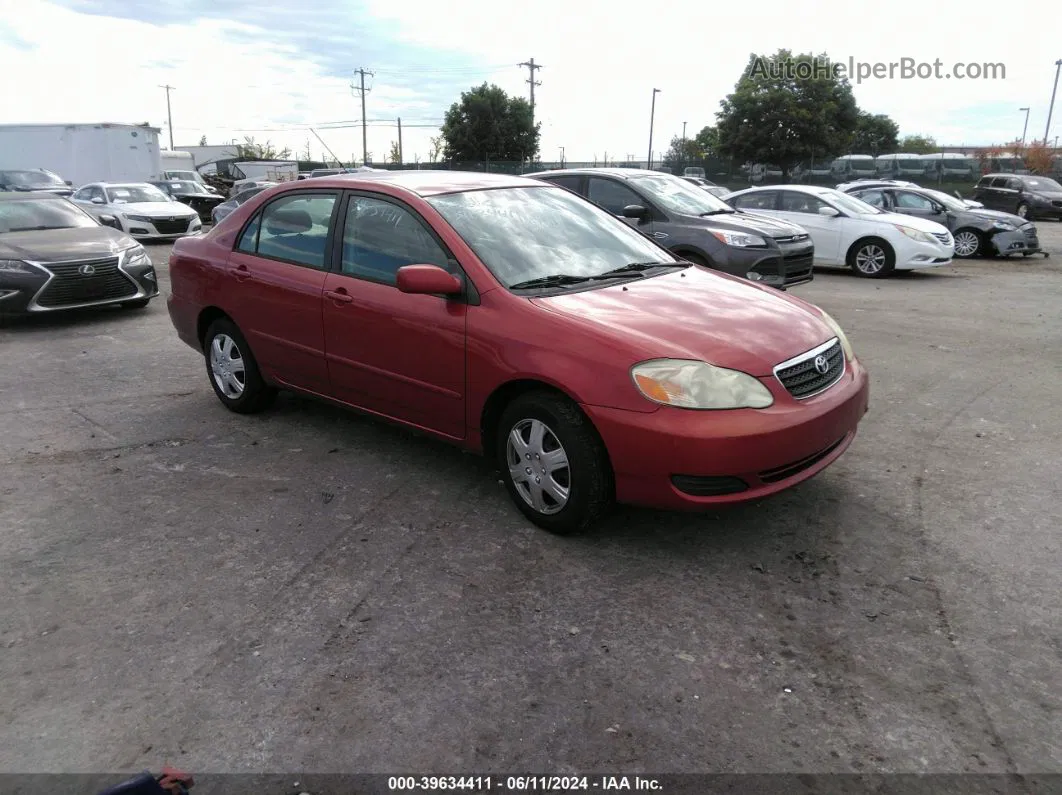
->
[774,190,844,264]
[320,192,467,439]
[73,185,106,216]
[225,190,338,394]
[890,190,949,226]
[728,190,780,215]
[585,176,666,242]
[1002,177,1024,213]
[982,177,1010,211]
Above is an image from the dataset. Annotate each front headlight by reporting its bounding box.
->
[710,230,767,248]
[125,214,153,223]
[630,359,774,410]
[817,309,855,361]
[122,246,150,266]
[992,221,1017,231]
[894,225,935,244]
[0,259,38,274]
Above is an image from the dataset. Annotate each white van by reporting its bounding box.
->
[831,154,877,180]
[875,153,926,178]
[919,153,976,181]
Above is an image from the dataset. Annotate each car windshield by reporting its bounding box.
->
[0,197,98,232]
[163,181,206,194]
[1024,178,1062,191]
[165,171,204,183]
[426,185,682,289]
[820,189,884,215]
[629,174,734,215]
[106,185,171,203]
[921,189,967,212]
[2,169,67,188]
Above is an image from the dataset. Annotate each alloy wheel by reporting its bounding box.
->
[210,333,246,399]
[953,231,980,257]
[855,244,887,275]
[505,418,571,515]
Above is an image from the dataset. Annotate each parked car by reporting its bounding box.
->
[972,173,1062,221]
[526,168,815,289]
[210,184,276,225]
[837,179,985,209]
[0,191,157,320]
[723,185,955,278]
[149,180,226,222]
[842,183,1043,258]
[682,176,730,198]
[0,168,74,197]
[166,171,870,533]
[72,182,202,240]
[154,169,222,195]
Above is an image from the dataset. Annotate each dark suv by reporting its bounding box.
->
[973,173,1062,221]
[526,168,815,289]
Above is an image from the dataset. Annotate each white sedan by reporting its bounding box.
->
[723,184,955,278]
[72,182,201,240]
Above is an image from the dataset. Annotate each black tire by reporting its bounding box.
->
[496,390,613,535]
[122,298,151,309]
[203,318,277,414]
[847,237,895,278]
[952,228,983,258]
[1016,203,1031,221]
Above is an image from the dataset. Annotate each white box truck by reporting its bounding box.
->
[0,122,163,188]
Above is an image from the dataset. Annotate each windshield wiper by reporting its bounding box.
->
[509,274,595,290]
[590,261,677,279]
[9,225,74,231]
[700,209,735,216]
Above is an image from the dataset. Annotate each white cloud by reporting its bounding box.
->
[1,0,1060,165]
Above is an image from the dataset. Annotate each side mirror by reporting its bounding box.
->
[396,264,463,296]
[65,180,73,186]
[97,214,121,229]
[817,206,840,217]
[621,204,649,220]
[90,197,105,204]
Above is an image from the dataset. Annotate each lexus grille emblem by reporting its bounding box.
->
[79,264,96,276]
[813,355,829,375]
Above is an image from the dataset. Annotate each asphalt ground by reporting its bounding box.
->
[2,222,1061,782]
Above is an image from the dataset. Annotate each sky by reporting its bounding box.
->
[1,0,1060,165]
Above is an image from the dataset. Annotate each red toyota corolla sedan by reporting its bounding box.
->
[167,171,870,534]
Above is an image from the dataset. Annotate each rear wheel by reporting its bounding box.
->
[496,391,613,535]
[952,229,983,258]
[203,318,277,414]
[847,238,895,278]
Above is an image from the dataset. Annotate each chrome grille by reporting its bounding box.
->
[36,256,137,308]
[931,231,952,245]
[775,339,845,399]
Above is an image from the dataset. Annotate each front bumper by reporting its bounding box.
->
[721,241,814,290]
[583,356,870,511]
[1029,201,1062,220]
[990,226,1042,256]
[0,254,158,315]
[118,215,201,240]
[894,238,954,270]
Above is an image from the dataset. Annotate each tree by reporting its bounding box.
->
[662,135,703,170]
[715,50,860,180]
[198,134,208,146]
[389,141,401,164]
[233,136,292,160]
[440,82,540,162]
[899,134,938,154]
[694,125,719,156]
[1025,141,1054,174]
[428,136,443,163]
[302,140,313,161]
[852,112,899,154]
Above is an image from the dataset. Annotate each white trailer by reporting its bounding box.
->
[0,123,163,189]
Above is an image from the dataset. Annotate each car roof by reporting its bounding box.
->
[0,190,71,202]
[526,167,663,180]
[730,184,835,196]
[304,169,550,197]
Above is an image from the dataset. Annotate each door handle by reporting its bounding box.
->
[324,289,353,305]
[230,264,252,282]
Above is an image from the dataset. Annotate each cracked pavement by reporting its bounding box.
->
[1,226,1061,776]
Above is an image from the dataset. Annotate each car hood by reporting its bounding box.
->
[530,267,834,377]
[682,210,808,238]
[871,212,949,234]
[111,202,198,217]
[0,226,136,263]
[957,208,1027,226]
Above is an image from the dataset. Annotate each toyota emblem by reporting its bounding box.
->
[813,355,829,375]
[79,264,96,276]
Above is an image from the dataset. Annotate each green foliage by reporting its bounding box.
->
[852,113,899,154]
[441,83,540,162]
[716,50,860,178]
[233,136,292,160]
[198,134,208,146]
[389,141,402,164]
[899,134,938,154]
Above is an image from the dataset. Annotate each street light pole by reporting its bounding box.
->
[1045,59,1062,144]
[1019,107,1031,149]
[647,88,661,168]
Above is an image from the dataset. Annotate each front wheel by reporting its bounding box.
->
[1016,203,1031,220]
[848,238,896,278]
[952,229,983,258]
[203,318,277,414]
[496,391,613,535]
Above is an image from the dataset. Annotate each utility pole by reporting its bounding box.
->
[351,68,374,165]
[682,121,687,141]
[159,84,175,149]
[1045,60,1062,145]
[397,117,403,165]
[519,58,543,124]
[1019,107,1030,150]
[648,88,661,168]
